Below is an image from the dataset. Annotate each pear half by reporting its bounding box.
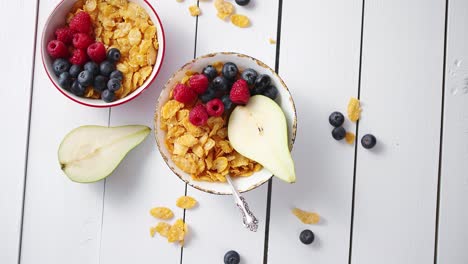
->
[58,125,150,183]
[228,95,296,183]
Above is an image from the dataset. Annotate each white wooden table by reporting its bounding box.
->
[2,0,467,263]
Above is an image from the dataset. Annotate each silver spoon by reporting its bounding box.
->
[225,175,259,232]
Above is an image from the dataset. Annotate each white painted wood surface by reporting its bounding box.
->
[267,1,362,263]
[99,0,193,263]
[182,2,279,263]
[438,0,468,263]
[20,1,108,263]
[351,0,445,263]
[4,0,468,263]
[0,0,37,263]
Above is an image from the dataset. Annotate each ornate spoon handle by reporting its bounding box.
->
[225,175,259,232]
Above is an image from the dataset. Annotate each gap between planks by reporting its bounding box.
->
[347,0,366,263]
[433,0,450,263]
[17,0,41,263]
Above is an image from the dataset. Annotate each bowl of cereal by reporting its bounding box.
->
[42,0,165,107]
[155,52,297,195]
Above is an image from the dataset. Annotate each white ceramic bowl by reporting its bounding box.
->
[154,52,297,194]
[41,0,165,108]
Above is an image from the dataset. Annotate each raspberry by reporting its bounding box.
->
[230,79,250,104]
[173,83,197,104]
[69,11,92,34]
[188,74,209,94]
[47,40,68,58]
[189,105,209,126]
[55,27,75,45]
[69,49,88,66]
[87,42,106,63]
[72,33,94,49]
[206,98,225,117]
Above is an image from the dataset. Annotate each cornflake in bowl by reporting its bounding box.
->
[155,52,297,194]
[41,0,165,107]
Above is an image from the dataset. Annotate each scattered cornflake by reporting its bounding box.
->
[150,226,157,237]
[231,14,250,28]
[189,5,201,16]
[155,222,171,237]
[269,38,276,44]
[167,219,188,244]
[345,132,355,145]
[347,97,361,122]
[292,208,320,224]
[150,207,174,220]
[176,196,198,209]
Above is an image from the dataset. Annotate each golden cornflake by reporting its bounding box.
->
[69,0,158,101]
[176,196,198,209]
[154,222,171,237]
[292,208,320,224]
[347,97,361,122]
[150,207,174,220]
[167,219,188,244]
[345,132,355,145]
[160,96,262,182]
[189,5,201,16]
[269,38,276,44]
[231,14,250,28]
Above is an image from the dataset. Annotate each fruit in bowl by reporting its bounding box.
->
[154,52,297,194]
[42,0,165,107]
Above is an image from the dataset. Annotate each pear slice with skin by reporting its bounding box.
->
[58,125,150,183]
[228,95,296,183]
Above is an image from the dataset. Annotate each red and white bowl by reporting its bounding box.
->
[41,0,165,108]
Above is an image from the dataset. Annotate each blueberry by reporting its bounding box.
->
[52,58,70,76]
[240,68,258,86]
[222,62,238,80]
[299,229,315,245]
[58,72,72,90]
[235,0,250,6]
[109,70,123,81]
[199,88,217,103]
[77,70,93,87]
[332,126,346,140]
[69,64,82,78]
[107,78,122,92]
[329,111,345,127]
[93,75,108,92]
[211,76,230,93]
[71,80,86,96]
[101,89,115,102]
[84,61,99,76]
[361,134,377,149]
[99,60,115,77]
[224,250,240,264]
[263,85,278,100]
[221,94,233,111]
[202,65,218,80]
[107,48,121,63]
[254,74,271,91]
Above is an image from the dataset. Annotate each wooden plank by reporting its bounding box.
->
[0,0,38,263]
[20,1,109,263]
[350,0,445,263]
[99,1,195,263]
[267,1,362,263]
[181,1,279,264]
[437,0,468,263]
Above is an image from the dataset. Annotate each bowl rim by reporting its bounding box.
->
[154,51,298,195]
[41,0,166,108]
